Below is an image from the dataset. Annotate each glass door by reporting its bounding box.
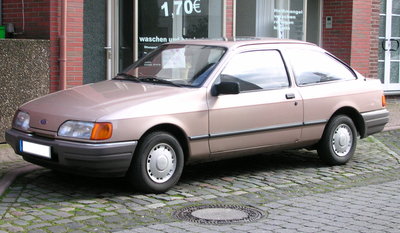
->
[379,0,400,93]
[118,0,134,72]
[106,0,134,79]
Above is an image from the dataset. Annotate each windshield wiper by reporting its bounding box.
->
[140,77,182,87]
[114,73,142,83]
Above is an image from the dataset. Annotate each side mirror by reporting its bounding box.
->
[213,82,240,96]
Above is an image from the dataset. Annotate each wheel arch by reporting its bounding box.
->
[139,124,190,164]
[329,107,365,137]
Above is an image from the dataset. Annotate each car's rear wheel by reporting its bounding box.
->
[317,115,357,165]
[128,131,184,193]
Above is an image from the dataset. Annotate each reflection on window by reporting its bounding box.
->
[125,45,226,87]
[236,0,305,41]
[219,50,289,92]
[287,49,356,86]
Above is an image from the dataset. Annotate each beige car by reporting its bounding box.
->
[6,38,389,193]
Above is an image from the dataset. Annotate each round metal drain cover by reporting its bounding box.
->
[171,204,266,225]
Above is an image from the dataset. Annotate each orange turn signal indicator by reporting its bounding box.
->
[91,123,113,140]
[382,94,386,107]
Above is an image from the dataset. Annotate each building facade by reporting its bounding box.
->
[1,0,398,94]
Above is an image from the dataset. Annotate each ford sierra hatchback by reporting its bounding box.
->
[6,38,389,193]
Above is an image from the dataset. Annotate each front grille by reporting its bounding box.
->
[31,128,57,139]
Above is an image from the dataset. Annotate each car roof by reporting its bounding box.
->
[166,37,315,49]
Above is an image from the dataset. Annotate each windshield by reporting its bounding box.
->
[118,45,226,87]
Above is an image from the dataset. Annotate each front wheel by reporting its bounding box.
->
[317,115,357,165]
[128,131,184,193]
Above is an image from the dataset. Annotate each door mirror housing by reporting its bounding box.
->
[212,82,240,96]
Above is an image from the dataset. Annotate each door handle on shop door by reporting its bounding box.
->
[382,39,400,51]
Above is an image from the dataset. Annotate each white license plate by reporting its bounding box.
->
[20,141,51,159]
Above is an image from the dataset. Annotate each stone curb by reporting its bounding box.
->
[0,164,42,196]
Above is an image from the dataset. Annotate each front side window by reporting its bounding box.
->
[119,44,226,87]
[218,50,290,92]
[287,48,357,86]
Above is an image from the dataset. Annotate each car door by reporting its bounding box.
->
[207,49,303,154]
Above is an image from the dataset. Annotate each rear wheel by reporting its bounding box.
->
[317,115,357,165]
[128,131,184,193]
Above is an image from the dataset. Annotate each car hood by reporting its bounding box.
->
[20,80,206,131]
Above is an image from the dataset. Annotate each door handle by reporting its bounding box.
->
[390,39,400,51]
[382,39,400,51]
[286,93,295,99]
[382,40,388,51]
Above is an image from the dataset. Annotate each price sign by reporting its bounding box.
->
[161,0,202,18]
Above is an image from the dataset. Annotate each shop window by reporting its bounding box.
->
[236,0,320,44]
[138,0,223,58]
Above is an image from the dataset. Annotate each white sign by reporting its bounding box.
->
[162,48,186,68]
[273,8,303,35]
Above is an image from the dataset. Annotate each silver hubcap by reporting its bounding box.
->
[332,124,353,157]
[146,143,176,183]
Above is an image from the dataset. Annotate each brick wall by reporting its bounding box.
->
[351,0,379,78]
[322,0,353,65]
[226,0,233,37]
[369,0,380,79]
[323,0,379,79]
[65,0,83,89]
[2,0,50,39]
[49,0,60,92]
[49,0,83,92]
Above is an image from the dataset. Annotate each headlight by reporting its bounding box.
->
[58,121,113,140]
[13,111,30,131]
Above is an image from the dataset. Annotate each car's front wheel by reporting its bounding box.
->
[317,115,357,165]
[128,131,184,193]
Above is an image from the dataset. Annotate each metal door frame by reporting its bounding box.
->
[380,0,400,94]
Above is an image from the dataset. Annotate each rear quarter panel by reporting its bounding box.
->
[297,78,384,142]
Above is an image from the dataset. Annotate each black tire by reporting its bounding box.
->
[317,115,357,165]
[128,131,184,193]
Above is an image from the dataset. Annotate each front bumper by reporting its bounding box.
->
[361,109,390,138]
[5,129,137,177]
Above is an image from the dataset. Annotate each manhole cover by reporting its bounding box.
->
[171,204,266,225]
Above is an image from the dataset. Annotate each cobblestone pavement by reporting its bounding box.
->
[0,99,399,233]
[0,129,399,232]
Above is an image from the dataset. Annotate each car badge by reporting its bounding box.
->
[40,119,48,125]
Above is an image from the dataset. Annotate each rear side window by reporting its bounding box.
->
[219,50,289,92]
[287,48,356,86]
